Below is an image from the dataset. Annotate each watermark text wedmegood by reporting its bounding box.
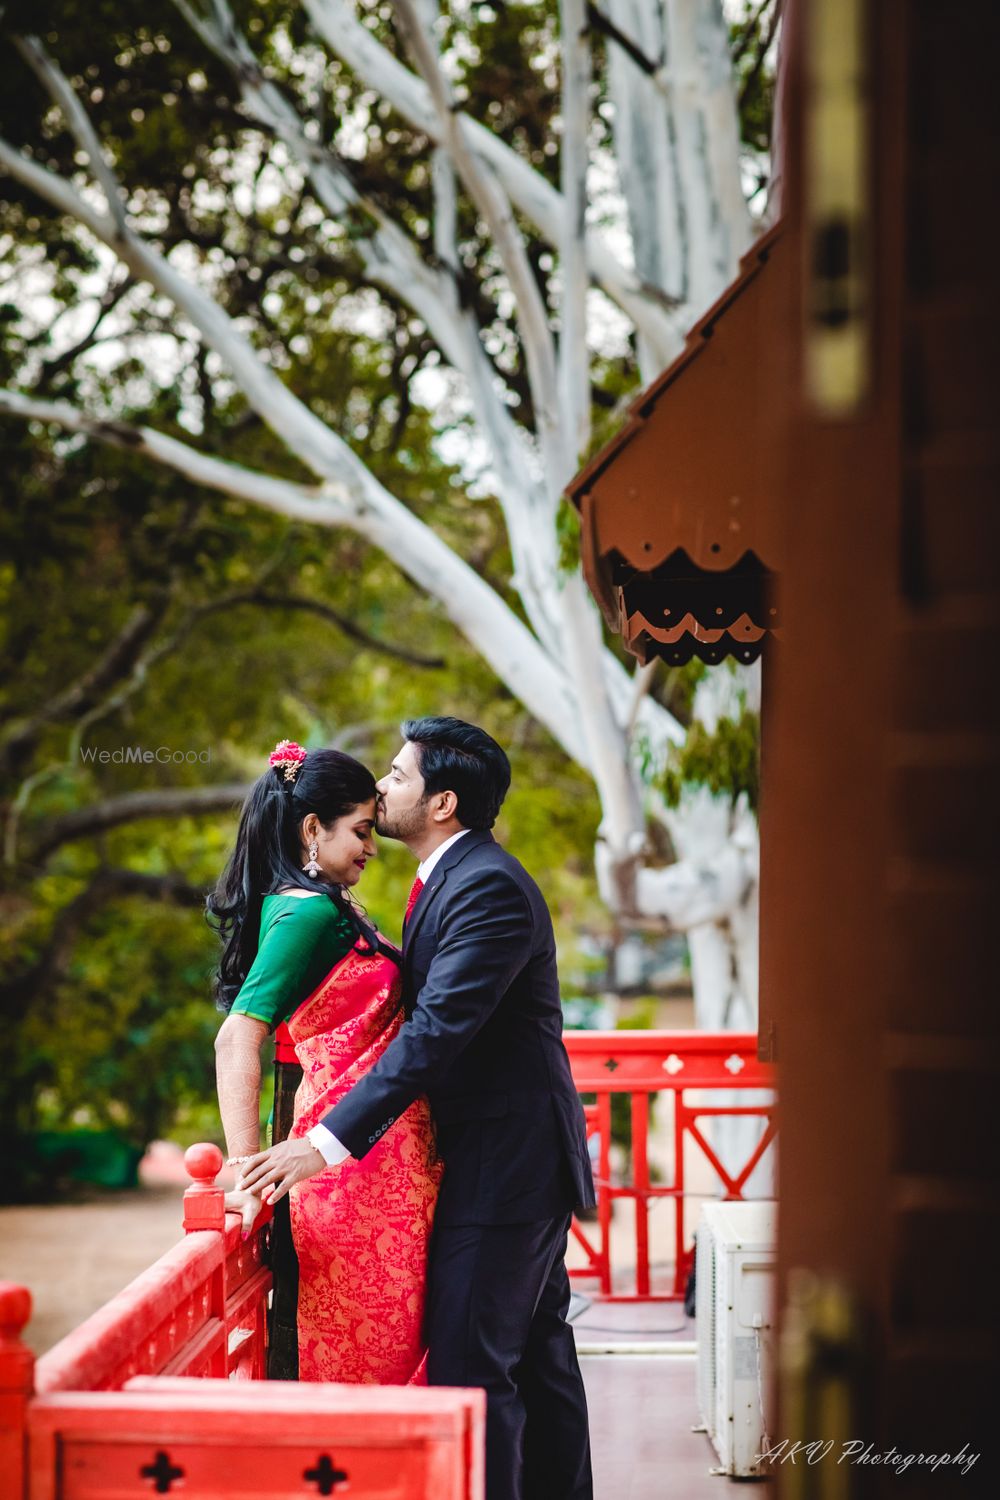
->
[755,1439,980,1477]
[80,745,212,766]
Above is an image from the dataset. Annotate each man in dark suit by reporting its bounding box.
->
[241,718,595,1500]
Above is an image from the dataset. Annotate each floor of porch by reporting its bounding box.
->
[572,1298,772,1499]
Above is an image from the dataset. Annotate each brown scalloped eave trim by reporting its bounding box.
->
[622,607,769,647]
[607,547,779,629]
[625,622,772,666]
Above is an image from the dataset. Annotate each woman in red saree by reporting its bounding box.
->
[209,740,441,1383]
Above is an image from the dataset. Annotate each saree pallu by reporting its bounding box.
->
[286,942,442,1384]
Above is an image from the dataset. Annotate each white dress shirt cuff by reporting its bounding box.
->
[306,1123,352,1166]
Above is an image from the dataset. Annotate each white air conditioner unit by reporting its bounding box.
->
[695,1199,777,1478]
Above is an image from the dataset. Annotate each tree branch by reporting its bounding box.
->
[214,589,446,668]
[0,34,691,845]
[586,2,662,78]
[173,0,471,373]
[0,868,206,1026]
[24,784,251,863]
[595,823,756,931]
[559,0,592,469]
[738,1,782,123]
[170,0,564,655]
[301,0,681,364]
[393,0,563,491]
[8,35,583,684]
[33,272,134,387]
[0,387,584,758]
[14,34,130,235]
[667,0,752,306]
[0,590,175,777]
[732,0,779,68]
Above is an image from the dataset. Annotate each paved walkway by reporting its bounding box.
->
[583,1355,727,1500]
[0,1187,182,1355]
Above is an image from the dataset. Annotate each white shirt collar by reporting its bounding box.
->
[416,828,470,885]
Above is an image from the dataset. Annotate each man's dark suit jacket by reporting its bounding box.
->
[320,829,597,1226]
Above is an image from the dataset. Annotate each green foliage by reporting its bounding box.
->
[555,495,581,579]
[659,704,760,814]
[727,0,780,201]
[615,998,658,1033]
[25,903,218,1145]
[633,661,760,814]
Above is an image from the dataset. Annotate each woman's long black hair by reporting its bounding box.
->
[207,747,380,1011]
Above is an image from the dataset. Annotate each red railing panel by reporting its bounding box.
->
[565,1030,777,1301]
[26,1382,484,1500]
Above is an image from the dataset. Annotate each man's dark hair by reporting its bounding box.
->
[402,716,511,831]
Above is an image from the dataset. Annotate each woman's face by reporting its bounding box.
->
[305,798,378,886]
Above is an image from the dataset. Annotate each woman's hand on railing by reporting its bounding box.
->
[224,1187,265,1239]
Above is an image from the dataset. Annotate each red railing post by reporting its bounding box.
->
[631,1092,651,1299]
[673,1091,688,1298]
[596,1092,613,1294]
[0,1282,34,1500]
[183,1142,226,1234]
[183,1143,228,1378]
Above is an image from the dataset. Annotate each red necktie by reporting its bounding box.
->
[404,875,424,925]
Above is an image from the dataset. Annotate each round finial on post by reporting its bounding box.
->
[182,1143,226,1234]
[0,1284,34,1410]
[0,1283,34,1495]
[0,1284,31,1348]
[184,1142,224,1188]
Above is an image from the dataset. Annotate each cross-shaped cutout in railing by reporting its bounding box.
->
[139,1450,185,1494]
[304,1453,350,1494]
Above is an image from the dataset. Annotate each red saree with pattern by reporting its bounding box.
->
[285,939,442,1384]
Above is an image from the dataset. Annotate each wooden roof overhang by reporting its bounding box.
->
[568,224,786,665]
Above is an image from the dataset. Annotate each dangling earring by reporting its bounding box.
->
[303,840,322,878]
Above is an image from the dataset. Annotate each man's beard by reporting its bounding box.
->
[375,795,429,843]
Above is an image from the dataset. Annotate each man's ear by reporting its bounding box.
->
[434,790,459,823]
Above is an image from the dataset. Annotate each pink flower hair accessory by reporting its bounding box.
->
[268,739,308,784]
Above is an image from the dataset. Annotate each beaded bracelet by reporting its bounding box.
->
[225,1154,254,1167]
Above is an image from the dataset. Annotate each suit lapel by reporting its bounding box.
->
[402,830,493,966]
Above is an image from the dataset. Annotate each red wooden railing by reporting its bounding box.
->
[34,1143,273,1394]
[0,1144,273,1500]
[1,1143,483,1500]
[0,1033,775,1496]
[565,1030,777,1301]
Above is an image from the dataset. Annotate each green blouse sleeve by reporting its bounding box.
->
[229,895,355,1029]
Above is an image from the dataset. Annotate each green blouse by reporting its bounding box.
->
[229,892,356,1030]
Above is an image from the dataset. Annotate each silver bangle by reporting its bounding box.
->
[226,1154,254,1167]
